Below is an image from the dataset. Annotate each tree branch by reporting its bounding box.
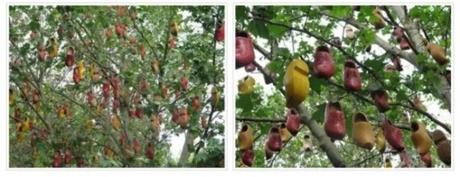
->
[381,6,419,55]
[248,38,345,167]
[238,7,450,167]
[253,16,385,88]
[288,9,451,131]
[250,19,450,133]
[267,126,304,167]
[390,6,425,56]
[178,129,195,166]
[394,102,450,133]
[351,150,398,167]
[11,79,51,131]
[319,10,419,67]
[131,16,160,59]
[322,77,449,133]
[295,105,345,167]
[390,6,451,110]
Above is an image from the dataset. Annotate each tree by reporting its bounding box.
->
[9,5,225,167]
[235,5,451,168]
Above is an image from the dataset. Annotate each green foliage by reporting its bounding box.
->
[235,5,451,168]
[9,5,224,167]
[330,6,353,18]
[193,137,225,167]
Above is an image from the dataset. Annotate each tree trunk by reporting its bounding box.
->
[178,130,195,167]
[391,6,451,111]
[296,105,346,167]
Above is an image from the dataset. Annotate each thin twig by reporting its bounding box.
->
[351,150,398,167]
[250,14,450,134]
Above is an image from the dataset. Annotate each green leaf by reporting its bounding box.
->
[29,18,40,31]
[266,59,284,74]
[357,6,374,23]
[309,76,324,94]
[236,6,249,23]
[267,23,287,39]
[363,58,384,71]
[330,6,352,18]
[361,28,376,46]
[248,20,269,39]
[236,93,255,114]
[312,103,326,123]
[19,43,30,56]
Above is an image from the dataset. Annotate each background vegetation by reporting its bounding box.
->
[9,5,225,167]
[235,5,451,168]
